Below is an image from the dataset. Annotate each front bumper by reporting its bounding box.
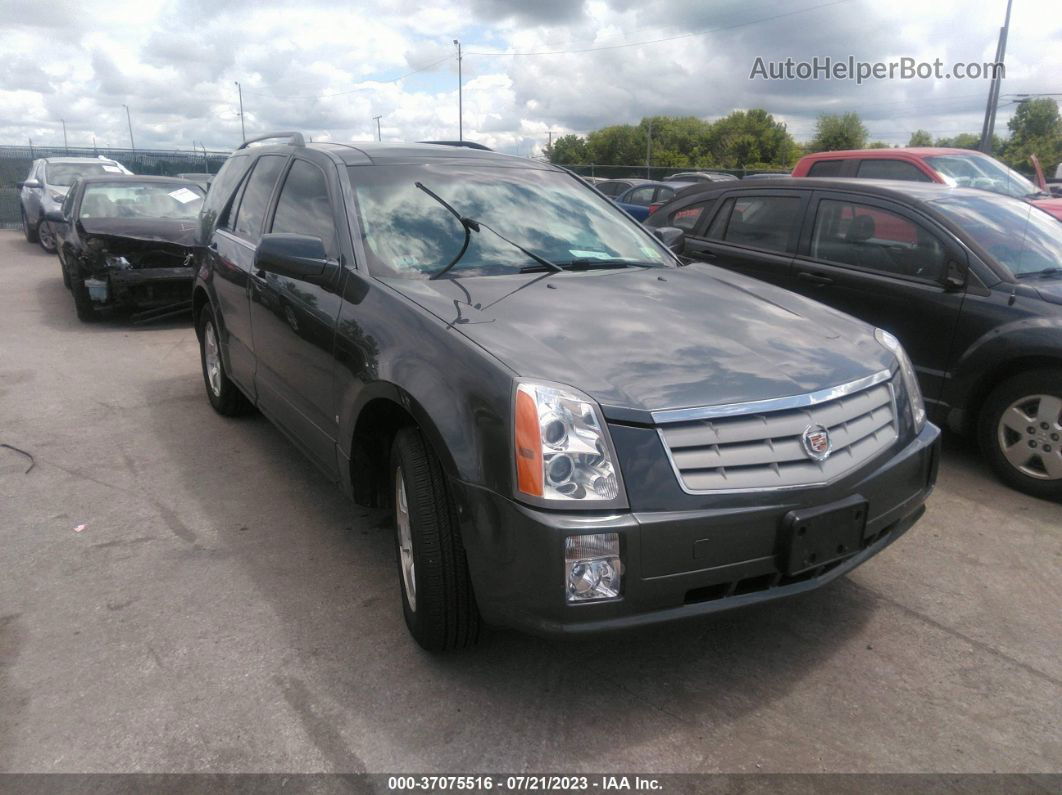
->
[452,423,940,636]
[87,267,193,308]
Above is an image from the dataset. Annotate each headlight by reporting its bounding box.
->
[514,381,625,506]
[875,328,926,432]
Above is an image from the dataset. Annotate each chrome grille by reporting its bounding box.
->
[657,371,898,493]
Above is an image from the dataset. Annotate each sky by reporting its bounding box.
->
[0,0,1059,157]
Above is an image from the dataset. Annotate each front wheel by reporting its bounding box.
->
[198,305,251,416]
[37,220,57,253]
[979,369,1062,500]
[390,427,480,651]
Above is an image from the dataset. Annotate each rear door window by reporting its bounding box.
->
[626,186,656,206]
[808,160,845,177]
[856,159,932,182]
[232,155,286,242]
[705,195,803,253]
[669,201,712,231]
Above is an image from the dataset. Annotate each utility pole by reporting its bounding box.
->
[373,115,382,141]
[546,130,553,157]
[453,39,463,141]
[122,104,135,149]
[978,0,1013,154]
[28,138,34,158]
[646,118,653,178]
[61,119,68,152]
[235,81,246,142]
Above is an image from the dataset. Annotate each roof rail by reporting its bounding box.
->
[237,132,306,150]
[419,140,492,151]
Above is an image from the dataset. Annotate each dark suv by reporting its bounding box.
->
[648,178,1062,499]
[192,134,939,650]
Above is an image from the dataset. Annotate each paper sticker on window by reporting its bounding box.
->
[568,249,611,259]
[675,208,700,221]
[168,188,201,204]
[102,165,122,173]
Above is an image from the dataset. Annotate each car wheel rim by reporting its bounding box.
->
[997,393,1062,481]
[39,223,55,249]
[394,467,416,612]
[203,322,222,397]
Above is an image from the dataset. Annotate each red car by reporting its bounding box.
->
[792,147,1062,221]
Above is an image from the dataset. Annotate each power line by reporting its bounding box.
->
[464,0,858,57]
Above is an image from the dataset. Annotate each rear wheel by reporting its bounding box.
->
[37,220,57,253]
[390,427,480,651]
[979,369,1062,500]
[21,208,38,243]
[198,305,251,416]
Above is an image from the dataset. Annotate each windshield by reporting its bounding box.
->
[931,193,1062,276]
[80,182,205,220]
[46,162,123,187]
[349,164,671,278]
[925,153,1039,199]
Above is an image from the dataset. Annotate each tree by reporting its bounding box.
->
[548,134,588,165]
[1002,98,1062,173]
[907,129,933,147]
[708,109,798,168]
[808,112,868,152]
[867,141,892,149]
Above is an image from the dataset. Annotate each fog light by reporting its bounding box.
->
[565,533,622,602]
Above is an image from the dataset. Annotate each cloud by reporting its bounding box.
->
[0,0,1058,156]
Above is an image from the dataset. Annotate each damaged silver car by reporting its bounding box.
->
[46,175,205,323]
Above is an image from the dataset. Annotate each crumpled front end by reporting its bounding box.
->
[76,234,197,315]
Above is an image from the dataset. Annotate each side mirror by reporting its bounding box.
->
[44,208,66,223]
[652,225,686,253]
[20,179,41,189]
[944,259,967,291]
[254,233,336,283]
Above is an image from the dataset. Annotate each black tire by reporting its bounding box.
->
[390,427,480,651]
[37,220,57,253]
[198,305,251,416]
[21,208,38,243]
[978,369,1062,500]
[70,276,97,322]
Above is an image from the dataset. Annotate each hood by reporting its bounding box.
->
[386,264,894,418]
[1030,196,1062,222]
[78,217,201,248]
[1033,280,1062,305]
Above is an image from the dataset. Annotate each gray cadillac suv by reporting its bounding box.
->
[192,134,940,650]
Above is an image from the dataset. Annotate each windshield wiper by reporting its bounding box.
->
[519,258,659,273]
[415,182,563,280]
[1015,267,1062,279]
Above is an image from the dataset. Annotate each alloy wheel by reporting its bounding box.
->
[996,393,1062,480]
[394,466,417,611]
[203,322,222,397]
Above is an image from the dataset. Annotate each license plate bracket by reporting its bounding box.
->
[782,495,868,576]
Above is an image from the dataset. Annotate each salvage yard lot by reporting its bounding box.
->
[1,229,1060,773]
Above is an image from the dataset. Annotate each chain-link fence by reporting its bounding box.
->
[560,164,790,181]
[0,144,232,229]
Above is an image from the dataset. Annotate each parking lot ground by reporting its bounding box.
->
[0,229,1060,774]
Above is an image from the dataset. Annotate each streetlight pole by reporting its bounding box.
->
[373,115,382,141]
[453,39,463,142]
[235,81,246,142]
[122,104,135,149]
[61,119,68,152]
[978,0,1013,154]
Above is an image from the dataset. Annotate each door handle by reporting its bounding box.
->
[797,271,834,286]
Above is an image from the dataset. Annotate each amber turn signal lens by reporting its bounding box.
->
[515,388,543,496]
